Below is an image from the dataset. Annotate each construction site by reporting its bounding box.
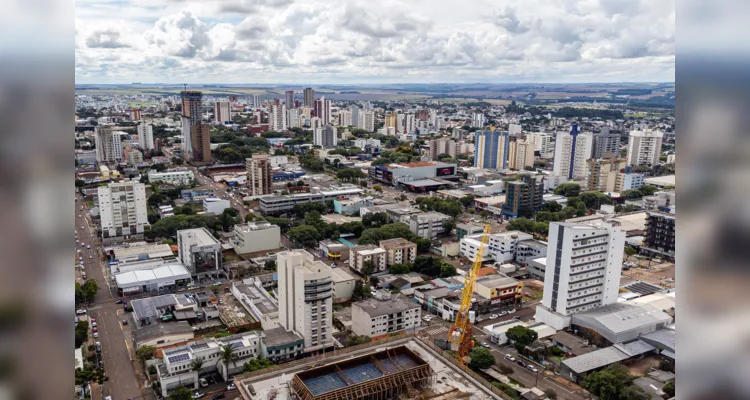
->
[235,335,504,400]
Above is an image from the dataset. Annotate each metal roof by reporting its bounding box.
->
[572,303,672,337]
[562,346,630,374]
[640,329,676,353]
[614,339,655,357]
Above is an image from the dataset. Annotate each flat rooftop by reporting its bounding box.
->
[104,242,174,260]
[354,298,419,317]
[178,227,220,245]
[235,221,278,233]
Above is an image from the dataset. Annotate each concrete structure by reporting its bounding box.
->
[616,172,645,191]
[627,129,664,166]
[379,238,417,266]
[408,212,452,238]
[232,221,281,255]
[592,128,621,159]
[370,161,457,186]
[359,110,375,132]
[214,101,231,124]
[313,97,332,125]
[127,148,143,165]
[460,231,534,263]
[94,126,123,164]
[115,264,192,295]
[313,125,337,148]
[428,138,456,160]
[189,123,212,163]
[642,209,675,260]
[330,267,356,303]
[471,112,485,128]
[247,154,273,196]
[512,140,535,170]
[285,90,295,108]
[138,123,155,151]
[352,298,421,337]
[180,90,202,160]
[260,327,304,364]
[97,181,149,239]
[572,302,673,344]
[643,175,675,189]
[259,188,364,215]
[303,88,314,108]
[232,278,280,322]
[147,169,194,186]
[474,129,511,169]
[474,276,523,306]
[586,157,627,192]
[177,228,222,278]
[287,108,300,129]
[350,245,387,275]
[202,197,230,214]
[527,132,553,154]
[553,124,593,180]
[277,250,334,352]
[535,221,626,330]
[270,104,288,132]
[501,174,544,218]
[133,321,195,349]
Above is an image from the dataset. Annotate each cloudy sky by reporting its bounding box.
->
[75,0,674,84]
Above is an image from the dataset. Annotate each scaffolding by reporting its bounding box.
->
[289,346,436,400]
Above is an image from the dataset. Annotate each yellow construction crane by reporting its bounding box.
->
[448,224,491,366]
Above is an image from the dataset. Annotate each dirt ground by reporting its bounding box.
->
[622,262,675,288]
[626,355,662,376]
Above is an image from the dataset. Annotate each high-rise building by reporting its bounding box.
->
[385,112,397,129]
[303,88,314,108]
[97,181,149,238]
[349,105,360,127]
[286,108,300,129]
[128,109,141,121]
[474,128,511,169]
[535,221,625,330]
[428,138,456,160]
[285,90,294,108]
[252,94,261,108]
[214,101,231,124]
[513,140,535,170]
[338,110,352,127]
[277,250,333,351]
[137,123,155,152]
[309,117,322,131]
[627,129,664,166]
[181,91,202,160]
[592,128,621,159]
[501,174,544,218]
[94,126,123,164]
[190,123,211,163]
[508,123,522,136]
[527,132,553,154]
[359,110,375,132]
[643,209,675,260]
[246,154,272,196]
[270,104,287,132]
[586,156,627,192]
[313,97,331,125]
[471,113,485,128]
[313,125,337,148]
[553,124,594,180]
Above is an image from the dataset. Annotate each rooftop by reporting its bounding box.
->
[262,327,304,348]
[354,298,419,317]
[379,238,415,248]
[104,242,174,260]
[476,276,519,289]
[550,331,595,355]
[572,303,673,338]
[330,267,356,282]
[235,221,279,233]
[178,227,220,245]
[115,264,191,287]
[134,321,194,344]
[562,346,630,374]
[644,175,676,187]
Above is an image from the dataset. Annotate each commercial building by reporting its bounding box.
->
[285,90,294,108]
[277,250,334,352]
[303,88,314,108]
[592,128,621,159]
[642,190,675,210]
[259,187,364,215]
[615,172,645,191]
[408,212,452,238]
[643,174,675,189]
[359,110,375,132]
[115,264,193,296]
[369,161,456,186]
[379,238,417,266]
[352,297,421,338]
[512,140,535,170]
[313,125,338,148]
[231,278,280,322]
[553,124,594,180]
[94,125,123,164]
[138,123,155,151]
[535,221,626,330]
[214,101,231,124]
[97,181,149,239]
[177,228,222,278]
[128,149,143,165]
[147,169,194,186]
[460,231,534,263]
[246,153,273,196]
[202,197,230,214]
[428,138,456,160]
[627,129,664,166]
[586,156,628,192]
[501,174,544,218]
[133,321,194,350]
[350,245,387,275]
[474,276,523,307]
[571,302,673,345]
[474,129,511,169]
[270,104,287,132]
[260,327,304,364]
[232,221,281,255]
[642,209,675,260]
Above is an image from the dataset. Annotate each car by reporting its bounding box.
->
[211,394,226,400]
[104,397,112,400]
[99,360,104,368]
[91,317,96,322]
[504,354,516,362]
[199,378,209,388]
[507,309,516,314]
[93,332,99,338]
[192,392,205,399]
[87,245,91,249]
[489,314,498,319]
[92,327,98,332]
[498,311,508,317]
[527,365,539,373]
[227,384,237,391]
[89,255,93,259]
[76,309,86,315]
[517,360,526,367]
[91,322,97,327]
[78,214,81,218]
[115,299,124,304]
[481,342,490,348]
[422,315,433,321]
[81,226,84,229]
[95,342,101,352]
[122,319,128,325]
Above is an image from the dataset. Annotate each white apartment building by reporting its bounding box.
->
[94,126,123,164]
[270,104,287,132]
[586,157,628,192]
[349,105,359,127]
[527,132,554,154]
[232,221,281,254]
[252,94,261,108]
[137,123,155,151]
[407,212,452,238]
[147,169,194,186]
[287,108,300,129]
[616,173,645,191]
[339,109,352,127]
[359,110,375,132]
[97,181,149,239]
[553,126,593,180]
[472,113,485,128]
[508,124,522,136]
[313,125,337,148]
[379,238,417,266]
[214,101,231,123]
[309,116,322,131]
[460,231,534,263]
[627,129,664,166]
[202,197,230,214]
[352,298,421,337]
[128,149,143,165]
[428,138,457,160]
[535,221,625,330]
[350,245,387,274]
[277,250,334,352]
[177,228,222,278]
[514,140,535,170]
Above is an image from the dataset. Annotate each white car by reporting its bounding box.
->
[227,383,237,391]
[504,354,516,362]
[199,378,209,388]
[93,332,99,338]
[193,392,205,399]
[92,322,97,327]
[498,311,508,316]
[489,314,498,319]
[507,309,516,314]
[76,309,87,315]
[423,315,433,321]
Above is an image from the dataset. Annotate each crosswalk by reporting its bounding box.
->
[422,325,450,337]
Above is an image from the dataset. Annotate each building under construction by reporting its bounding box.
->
[289,346,435,400]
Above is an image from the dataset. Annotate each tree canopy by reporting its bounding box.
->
[554,183,581,197]
[582,364,642,400]
[469,347,495,369]
[506,325,539,352]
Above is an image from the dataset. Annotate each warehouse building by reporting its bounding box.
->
[115,264,192,296]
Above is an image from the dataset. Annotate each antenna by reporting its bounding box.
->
[183,83,187,92]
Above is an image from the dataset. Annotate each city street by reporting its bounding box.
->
[77,193,145,400]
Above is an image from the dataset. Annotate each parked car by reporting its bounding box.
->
[93,332,99,338]
[517,360,526,367]
[498,311,508,317]
[489,314,498,319]
[122,319,128,325]
[504,354,516,362]
[199,378,209,388]
[115,299,124,304]
[527,365,539,373]
[507,309,516,314]
[193,392,205,399]
[480,342,490,348]
[227,384,237,391]
[76,309,86,315]
[423,315,433,322]
[87,245,91,249]
[92,327,98,332]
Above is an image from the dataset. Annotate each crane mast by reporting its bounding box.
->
[448,224,491,366]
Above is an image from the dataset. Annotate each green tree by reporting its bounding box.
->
[75,282,85,304]
[582,364,635,400]
[264,260,277,271]
[624,247,637,261]
[83,279,99,301]
[439,263,457,278]
[639,185,659,196]
[243,358,274,372]
[352,281,372,301]
[362,212,389,228]
[413,256,443,277]
[389,264,411,274]
[136,345,156,363]
[460,195,475,208]
[346,335,371,346]
[506,325,538,352]
[554,183,581,197]
[373,184,383,192]
[442,220,456,234]
[546,201,563,212]
[168,386,193,400]
[286,225,321,247]
[218,344,239,374]
[469,347,495,369]
[191,358,204,372]
[74,320,89,348]
[543,389,557,399]
[662,381,675,398]
[171,157,184,166]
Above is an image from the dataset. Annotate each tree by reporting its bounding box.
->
[75,179,85,187]
[264,260,276,271]
[546,201,563,212]
[352,281,372,301]
[389,264,411,274]
[346,335,371,347]
[136,345,156,363]
[83,279,99,301]
[362,212,389,228]
[662,381,675,398]
[620,385,649,400]
[171,157,184,166]
[168,386,193,400]
[286,225,321,247]
[74,320,89,348]
[373,184,383,192]
[554,183,581,197]
[480,210,489,220]
[439,263,457,278]
[218,344,239,374]
[624,246,637,261]
[582,364,635,400]
[243,358,274,372]
[75,282,85,304]
[469,347,495,369]
[191,358,204,372]
[442,220,456,234]
[436,153,452,161]
[543,388,557,399]
[460,195,475,208]
[506,325,538,352]
[413,256,443,277]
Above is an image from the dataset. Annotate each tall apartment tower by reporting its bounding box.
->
[349,105,360,127]
[527,132,553,154]
[592,128,621,158]
[246,154,272,196]
[313,97,331,125]
[429,138,456,160]
[180,90,202,160]
[285,90,295,108]
[553,124,594,180]
[286,108,300,129]
[214,101,231,124]
[514,140,535,170]
[313,125,337,148]
[359,110,375,132]
[190,124,211,163]
[474,128,511,169]
[627,129,664,166]
[277,250,334,352]
[501,174,544,218]
[137,123,155,152]
[97,181,149,238]
[270,104,288,132]
[535,221,625,330]
[471,113,485,128]
[252,94,261,108]
[586,156,628,192]
[385,112,397,129]
[303,88,314,108]
[94,126,123,164]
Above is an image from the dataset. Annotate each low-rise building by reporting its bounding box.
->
[202,197,230,215]
[147,169,194,186]
[114,264,193,296]
[351,296,421,338]
[231,278,279,322]
[349,245,387,275]
[259,327,304,364]
[474,276,523,308]
[318,240,350,261]
[408,211,452,238]
[259,187,364,215]
[460,231,535,263]
[133,321,195,350]
[515,239,548,263]
[177,228,222,279]
[330,267,357,303]
[232,222,281,255]
[379,238,417,266]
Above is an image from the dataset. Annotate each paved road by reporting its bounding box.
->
[76,194,144,400]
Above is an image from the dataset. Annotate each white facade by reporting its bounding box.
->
[214,101,231,123]
[508,124,522,136]
[147,169,194,186]
[97,181,149,238]
[232,222,281,254]
[536,221,625,329]
[472,113,485,128]
[338,110,352,127]
[359,110,375,132]
[202,197,230,214]
[460,231,534,263]
[627,130,664,166]
[349,105,359,127]
[286,108,300,129]
[277,250,333,351]
[350,246,387,274]
[313,125,337,148]
[181,116,193,159]
[270,104,287,132]
[514,141,535,170]
[351,299,421,337]
[553,130,593,180]
[177,228,222,277]
[128,149,143,165]
[94,126,123,164]
[408,212,451,238]
[138,123,155,151]
[527,132,553,154]
[616,172,645,191]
